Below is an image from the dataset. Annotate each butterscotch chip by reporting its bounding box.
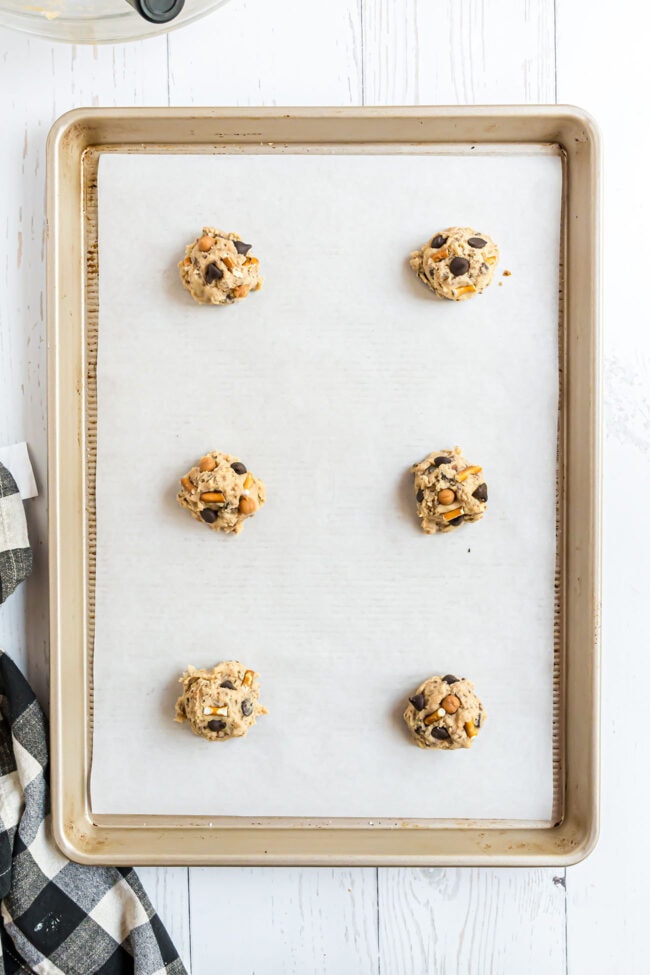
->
[238,495,257,515]
[441,694,461,714]
[437,488,456,506]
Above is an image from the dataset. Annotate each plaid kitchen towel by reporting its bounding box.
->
[0,651,187,975]
[0,458,187,975]
[0,464,31,606]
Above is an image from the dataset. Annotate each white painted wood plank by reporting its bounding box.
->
[189,867,378,975]
[0,32,168,704]
[362,0,555,105]
[378,868,566,974]
[167,0,362,105]
[556,0,647,971]
[138,867,192,970]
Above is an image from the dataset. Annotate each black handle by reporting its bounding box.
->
[124,0,186,23]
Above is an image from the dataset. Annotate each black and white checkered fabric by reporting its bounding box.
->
[0,459,186,975]
[0,651,187,975]
[0,464,31,606]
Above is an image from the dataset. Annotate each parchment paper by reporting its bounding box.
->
[91,148,561,820]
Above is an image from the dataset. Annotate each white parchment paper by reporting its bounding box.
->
[91,149,561,820]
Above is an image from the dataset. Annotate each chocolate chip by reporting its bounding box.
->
[409,693,425,711]
[230,462,247,475]
[442,674,459,684]
[468,236,487,248]
[220,680,235,689]
[200,509,218,523]
[476,713,482,728]
[430,234,448,249]
[449,256,470,277]
[207,719,226,732]
[241,699,253,717]
[472,482,488,502]
[204,262,223,284]
[449,516,464,526]
[234,240,252,256]
[433,455,452,467]
[431,726,450,740]
[416,489,424,502]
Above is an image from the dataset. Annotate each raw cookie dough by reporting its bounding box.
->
[175,661,267,741]
[409,226,499,301]
[178,227,262,305]
[403,674,486,750]
[411,446,487,534]
[177,450,266,535]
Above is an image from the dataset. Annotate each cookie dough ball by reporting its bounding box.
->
[179,227,262,305]
[175,661,267,741]
[403,675,486,749]
[411,446,487,534]
[177,450,266,535]
[409,227,498,301]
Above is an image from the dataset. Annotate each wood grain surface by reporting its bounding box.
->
[0,0,624,970]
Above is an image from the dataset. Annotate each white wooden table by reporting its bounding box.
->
[0,0,633,970]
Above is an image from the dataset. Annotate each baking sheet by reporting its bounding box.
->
[91,149,561,821]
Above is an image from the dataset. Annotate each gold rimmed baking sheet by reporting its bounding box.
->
[47,107,600,865]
